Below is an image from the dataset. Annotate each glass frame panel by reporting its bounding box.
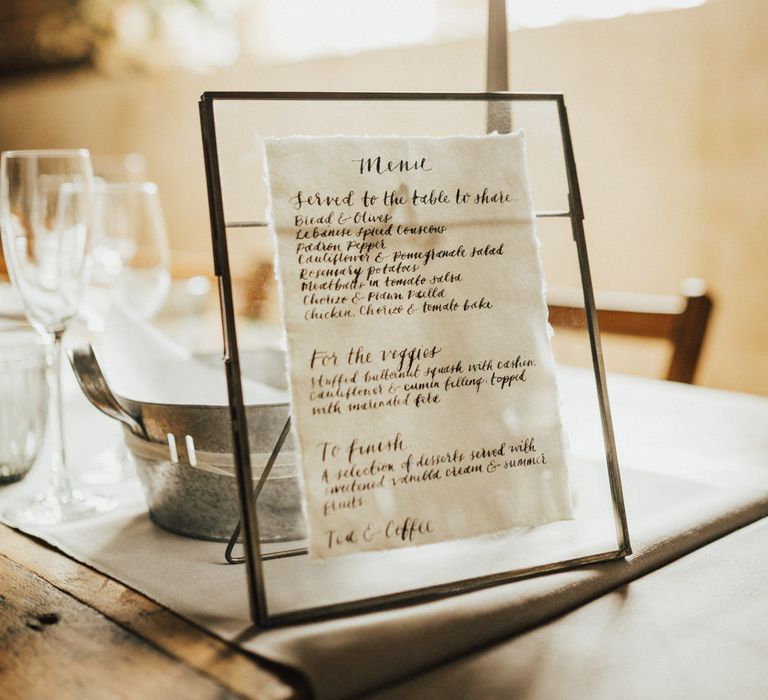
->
[199,91,630,627]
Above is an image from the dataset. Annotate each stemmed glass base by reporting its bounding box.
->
[5,486,116,526]
[3,327,120,526]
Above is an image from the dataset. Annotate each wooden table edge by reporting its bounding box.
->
[0,523,310,700]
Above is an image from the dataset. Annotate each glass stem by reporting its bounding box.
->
[47,329,73,504]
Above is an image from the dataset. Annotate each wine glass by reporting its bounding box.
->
[86,180,171,325]
[0,149,115,523]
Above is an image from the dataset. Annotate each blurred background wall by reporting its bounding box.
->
[0,0,765,394]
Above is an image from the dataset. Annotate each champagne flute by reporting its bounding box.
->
[0,149,115,523]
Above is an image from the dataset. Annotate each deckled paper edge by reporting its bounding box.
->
[516,131,574,513]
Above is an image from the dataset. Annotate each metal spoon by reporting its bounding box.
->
[67,344,148,439]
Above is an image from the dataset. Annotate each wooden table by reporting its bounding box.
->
[3,370,767,699]
[0,524,307,700]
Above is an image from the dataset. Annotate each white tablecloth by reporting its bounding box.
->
[367,515,768,700]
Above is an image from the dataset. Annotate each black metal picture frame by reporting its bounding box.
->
[199,91,631,628]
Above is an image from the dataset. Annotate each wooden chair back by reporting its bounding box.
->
[547,279,713,383]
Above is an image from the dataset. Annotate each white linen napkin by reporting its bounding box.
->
[93,304,288,406]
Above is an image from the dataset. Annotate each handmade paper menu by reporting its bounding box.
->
[265,132,572,558]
